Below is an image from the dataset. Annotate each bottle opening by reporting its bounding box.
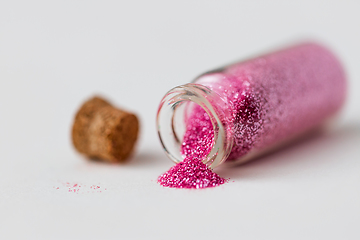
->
[156,83,233,169]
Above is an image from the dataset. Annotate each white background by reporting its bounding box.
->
[1,1,359,239]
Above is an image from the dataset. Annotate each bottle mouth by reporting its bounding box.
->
[156,83,233,169]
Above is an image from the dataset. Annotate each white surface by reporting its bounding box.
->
[1,1,360,239]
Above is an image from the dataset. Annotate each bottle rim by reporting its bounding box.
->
[156,83,233,169]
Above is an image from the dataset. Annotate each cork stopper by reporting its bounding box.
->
[72,96,139,163]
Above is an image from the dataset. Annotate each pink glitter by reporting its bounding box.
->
[158,42,346,189]
[193,43,346,161]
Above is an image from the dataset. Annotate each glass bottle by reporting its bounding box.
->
[156,42,346,169]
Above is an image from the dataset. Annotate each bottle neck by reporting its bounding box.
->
[156,83,234,169]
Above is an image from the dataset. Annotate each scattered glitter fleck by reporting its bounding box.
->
[53,182,106,194]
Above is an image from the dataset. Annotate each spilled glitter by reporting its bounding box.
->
[53,182,106,194]
[158,106,227,189]
[158,157,227,189]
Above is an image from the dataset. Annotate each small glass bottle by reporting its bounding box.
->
[157,42,346,169]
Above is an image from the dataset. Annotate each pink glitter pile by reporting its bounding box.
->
[158,157,226,189]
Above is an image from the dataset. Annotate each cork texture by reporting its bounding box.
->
[72,96,139,163]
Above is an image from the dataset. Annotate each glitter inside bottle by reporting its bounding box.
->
[157,42,346,184]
